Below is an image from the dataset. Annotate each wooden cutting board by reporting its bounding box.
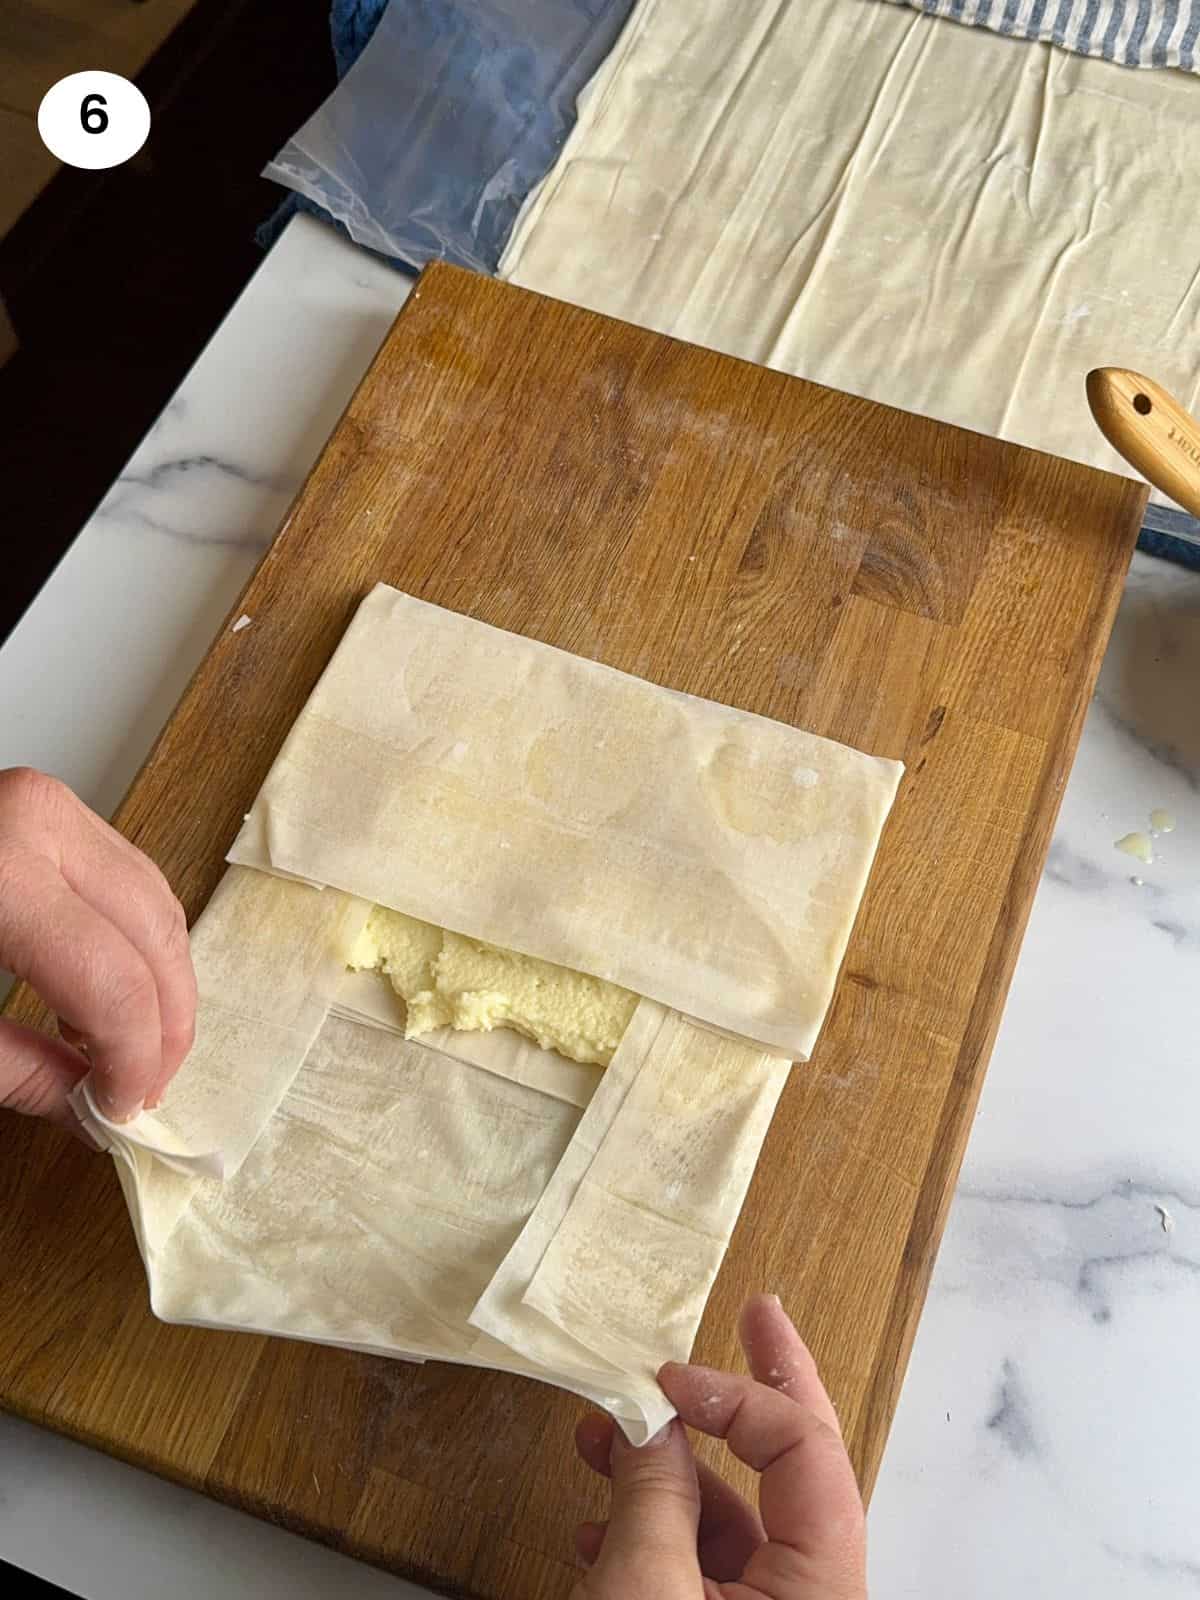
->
[0,264,1144,1596]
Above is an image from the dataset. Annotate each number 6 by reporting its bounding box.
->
[80,93,108,135]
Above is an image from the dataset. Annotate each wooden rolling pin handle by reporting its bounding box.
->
[1086,366,1200,519]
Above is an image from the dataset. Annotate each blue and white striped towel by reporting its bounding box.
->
[880,0,1200,71]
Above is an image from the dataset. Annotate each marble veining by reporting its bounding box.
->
[94,449,293,550]
[954,1179,1200,1325]
[1043,839,1112,892]
[1,216,1198,1599]
[986,1360,1038,1459]
[1151,916,1199,947]
[1093,694,1200,793]
[118,450,291,495]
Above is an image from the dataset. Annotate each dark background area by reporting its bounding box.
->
[0,1557,80,1597]
[0,0,338,646]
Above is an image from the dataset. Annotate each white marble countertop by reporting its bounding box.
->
[1,213,1197,1599]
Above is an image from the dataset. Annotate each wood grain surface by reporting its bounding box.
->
[0,264,1146,1597]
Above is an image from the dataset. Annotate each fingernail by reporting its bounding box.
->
[767,1292,783,1306]
[100,1098,143,1125]
[636,1421,675,1451]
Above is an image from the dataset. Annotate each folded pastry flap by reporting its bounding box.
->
[107,987,782,1442]
[108,1140,202,1276]
[79,868,371,1180]
[468,1000,667,1375]
[229,585,903,1059]
[470,1004,791,1436]
[147,1015,583,1346]
[137,1013,670,1436]
[522,1013,792,1378]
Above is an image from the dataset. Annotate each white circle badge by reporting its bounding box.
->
[37,71,150,171]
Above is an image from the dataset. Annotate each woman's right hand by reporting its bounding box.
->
[571,1293,867,1599]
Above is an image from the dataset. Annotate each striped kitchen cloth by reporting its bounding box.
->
[879,1,1200,70]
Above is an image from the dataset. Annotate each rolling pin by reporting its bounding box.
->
[1087,367,1200,521]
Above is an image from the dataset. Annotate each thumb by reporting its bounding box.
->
[588,1419,702,1591]
[0,1018,93,1138]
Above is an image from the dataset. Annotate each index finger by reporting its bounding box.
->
[658,1364,863,1562]
[738,1293,843,1435]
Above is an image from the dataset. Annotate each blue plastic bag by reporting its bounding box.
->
[264,0,636,273]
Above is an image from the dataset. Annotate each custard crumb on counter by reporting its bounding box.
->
[349,906,637,1066]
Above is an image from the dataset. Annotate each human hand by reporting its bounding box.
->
[0,768,196,1131]
[571,1294,867,1599]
